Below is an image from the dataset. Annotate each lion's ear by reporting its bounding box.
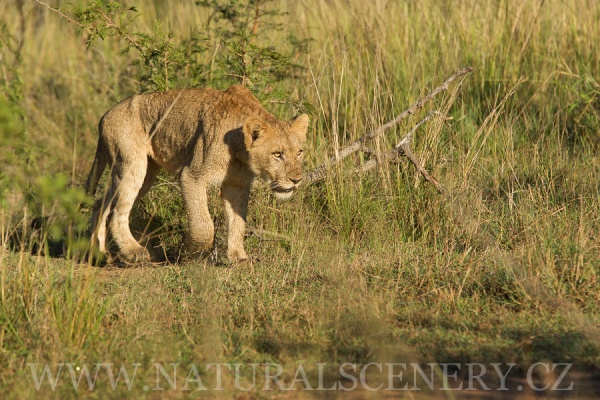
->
[289,114,309,143]
[243,116,266,144]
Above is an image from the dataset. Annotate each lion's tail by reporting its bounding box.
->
[84,143,107,196]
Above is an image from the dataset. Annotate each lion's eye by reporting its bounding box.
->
[273,152,283,159]
[297,150,303,157]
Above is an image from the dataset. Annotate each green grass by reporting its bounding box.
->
[1,0,599,398]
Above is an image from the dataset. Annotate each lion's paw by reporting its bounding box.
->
[119,246,151,266]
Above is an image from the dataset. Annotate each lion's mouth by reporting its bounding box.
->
[270,183,296,199]
[272,186,294,194]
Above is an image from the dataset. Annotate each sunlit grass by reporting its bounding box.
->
[0,0,598,398]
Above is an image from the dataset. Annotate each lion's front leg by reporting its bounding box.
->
[221,181,251,263]
[180,168,214,256]
[108,159,152,265]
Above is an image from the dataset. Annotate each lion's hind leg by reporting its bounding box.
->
[136,158,160,201]
[180,167,214,258]
[90,189,113,254]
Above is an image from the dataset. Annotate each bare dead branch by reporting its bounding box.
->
[303,67,473,189]
[398,141,446,194]
[355,111,449,193]
[355,112,432,174]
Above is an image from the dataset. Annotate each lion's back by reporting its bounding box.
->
[98,85,279,174]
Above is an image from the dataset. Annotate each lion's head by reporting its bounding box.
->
[243,113,309,200]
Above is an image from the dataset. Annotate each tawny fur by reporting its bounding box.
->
[85,85,308,264]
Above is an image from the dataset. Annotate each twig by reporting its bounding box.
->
[356,112,442,166]
[34,0,85,27]
[355,111,449,193]
[35,0,144,52]
[303,67,473,186]
[398,141,446,194]
[96,7,144,52]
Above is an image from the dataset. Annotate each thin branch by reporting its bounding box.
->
[35,0,144,52]
[34,0,85,27]
[303,67,473,185]
[357,111,444,173]
[96,8,143,52]
[355,111,449,193]
[399,142,446,194]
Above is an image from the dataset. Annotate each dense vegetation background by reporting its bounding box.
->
[0,0,598,398]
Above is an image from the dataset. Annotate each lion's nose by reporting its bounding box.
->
[290,176,302,185]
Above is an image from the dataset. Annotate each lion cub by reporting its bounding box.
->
[85,85,309,264]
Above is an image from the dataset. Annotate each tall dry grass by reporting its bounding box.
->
[0,0,598,398]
